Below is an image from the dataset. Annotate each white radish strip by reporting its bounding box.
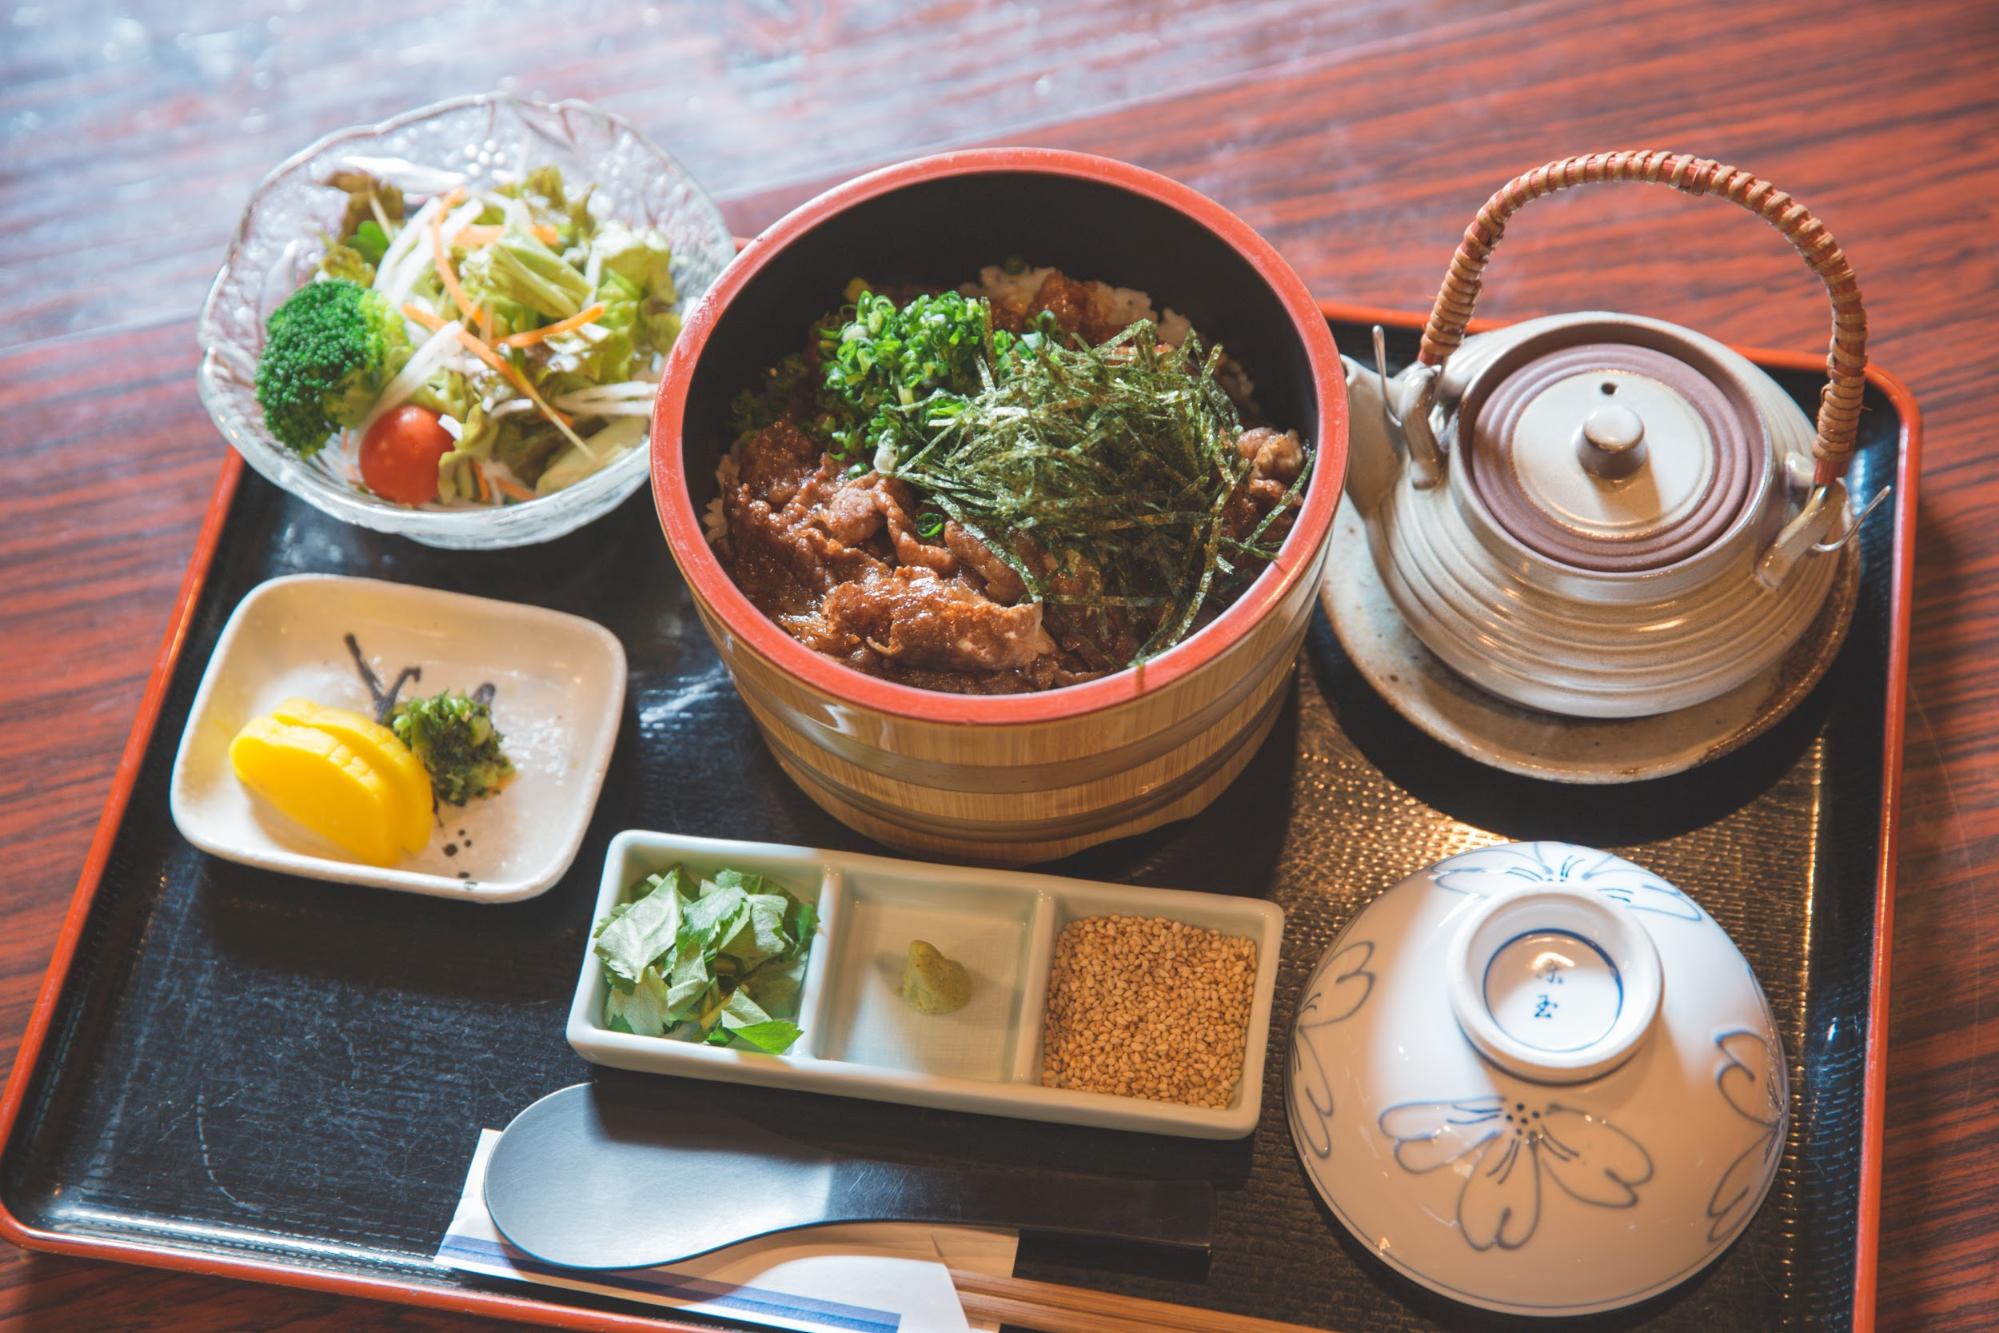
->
[549,399,654,417]
[438,414,463,441]
[549,393,657,414]
[335,156,467,196]
[501,194,535,236]
[379,196,483,324]
[357,320,463,434]
[567,378,661,397]
[437,196,485,249]
[399,197,485,310]
[373,195,442,297]
[550,380,661,409]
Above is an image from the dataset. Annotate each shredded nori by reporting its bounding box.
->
[734,287,1309,665]
[888,319,1306,659]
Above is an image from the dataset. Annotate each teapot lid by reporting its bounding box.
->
[1458,321,1771,573]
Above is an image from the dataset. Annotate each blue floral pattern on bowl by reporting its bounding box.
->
[1707,1028,1787,1242]
[1288,939,1374,1160]
[1380,1096,1653,1251]
[1434,841,1702,922]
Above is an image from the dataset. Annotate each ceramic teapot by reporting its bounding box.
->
[1342,152,1881,719]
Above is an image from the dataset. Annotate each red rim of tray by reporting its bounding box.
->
[650,147,1349,726]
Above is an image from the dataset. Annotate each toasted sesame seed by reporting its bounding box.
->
[1039,913,1257,1109]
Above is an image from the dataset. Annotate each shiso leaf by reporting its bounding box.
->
[742,953,806,1018]
[593,873,684,991]
[681,883,749,957]
[604,965,671,1035]
[718,1019,803,1054]
[705,989,801,1054]
[592,862,816,1054]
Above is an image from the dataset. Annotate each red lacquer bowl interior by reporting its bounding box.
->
[652,147,1346,724]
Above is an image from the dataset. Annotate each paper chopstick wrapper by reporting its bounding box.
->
[435,1129,1018,1333]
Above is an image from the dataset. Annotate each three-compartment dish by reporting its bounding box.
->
[569,831,1284,1138]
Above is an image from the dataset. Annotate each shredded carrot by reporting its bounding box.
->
[454,223,561,247]
[499,303,606,349]
[429,188,489,341]
[400,302,587,450]
[471,462,491,504]
[455,331,571,425]
[489,472,536,502]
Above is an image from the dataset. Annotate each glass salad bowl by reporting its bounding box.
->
[197,94,736,549]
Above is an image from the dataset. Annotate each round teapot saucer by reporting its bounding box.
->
[1285,841,1789,1317]
[1319,500,1859,784]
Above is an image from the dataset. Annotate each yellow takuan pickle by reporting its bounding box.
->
[267,698,432,854]
[228,701,434,865]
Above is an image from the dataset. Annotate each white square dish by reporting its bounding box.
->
[568,831,1285,1138]
[170,574,625,902]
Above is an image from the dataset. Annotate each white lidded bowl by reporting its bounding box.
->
[1286,840,1788,1316]
[197,94,736,549]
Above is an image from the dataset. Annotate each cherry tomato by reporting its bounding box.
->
[359,405,453,505]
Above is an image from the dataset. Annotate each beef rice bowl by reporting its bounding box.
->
[707,263,1311,695]
[649,149,1343,861]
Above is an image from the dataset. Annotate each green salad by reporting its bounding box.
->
[592,865,818,1054]
[253,166,679,508]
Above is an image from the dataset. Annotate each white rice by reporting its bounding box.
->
[704,453,738,544]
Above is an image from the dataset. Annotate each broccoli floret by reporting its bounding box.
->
[254,278,412,457]
[391,690,515,806]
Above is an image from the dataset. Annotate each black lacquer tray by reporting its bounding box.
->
[0,309,1915,1331]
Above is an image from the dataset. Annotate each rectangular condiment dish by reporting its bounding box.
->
[568,830,1285,1138]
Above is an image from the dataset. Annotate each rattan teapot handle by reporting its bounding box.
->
[1416,151,1866,484]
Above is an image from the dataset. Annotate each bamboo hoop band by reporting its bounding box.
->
[1416,151,1867,482]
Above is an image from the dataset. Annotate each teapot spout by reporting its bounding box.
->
[1341,326,1444,514]
[1340,353,1401,516]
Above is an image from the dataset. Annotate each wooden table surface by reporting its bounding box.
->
[2,1,1992,1327]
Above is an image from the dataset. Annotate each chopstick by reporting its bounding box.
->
[950,1268,1331,1333]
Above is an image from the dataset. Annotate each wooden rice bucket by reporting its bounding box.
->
[652,148,1347,864]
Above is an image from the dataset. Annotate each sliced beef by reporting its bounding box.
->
[736,419,822,507]
[944,522,1026,604]
[725,457,884,597]
[1223,427,1306,546]
[1238,426,1305,484]
[1030,270,1128,344]
[818,476,887,544]
[716,270,1303,695]
[992,271,1126,344]
[822,566,1054,673]
[873,477,959,574]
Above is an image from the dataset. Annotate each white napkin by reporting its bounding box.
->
[434,1129,1019,1333]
